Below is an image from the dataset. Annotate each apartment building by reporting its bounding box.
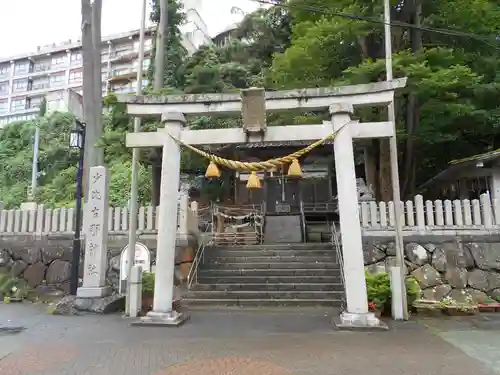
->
[0,6,211,128]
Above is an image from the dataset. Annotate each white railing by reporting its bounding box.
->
[359,193,500,233]
[0,200,199,236]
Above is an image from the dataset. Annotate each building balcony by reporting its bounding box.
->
[108,69,145,83]
[13,65,70,80]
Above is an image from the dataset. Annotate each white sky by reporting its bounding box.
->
[0,0,259,59]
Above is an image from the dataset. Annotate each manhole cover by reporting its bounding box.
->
[155,356,292,375]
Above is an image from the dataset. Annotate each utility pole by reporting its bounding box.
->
[28,98,46,202]
[29,125,40,201]
[384,0,408,320]
[125,0,147,315]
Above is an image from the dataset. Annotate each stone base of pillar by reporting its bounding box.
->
[76,286,112,298]
[132,310,189,327]
[332,311,389,331]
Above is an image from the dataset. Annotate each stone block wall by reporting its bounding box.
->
[0,234,159,296]
[363,235,500,302]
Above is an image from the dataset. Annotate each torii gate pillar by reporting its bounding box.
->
[331,103,381,328]
[139,112,187,327]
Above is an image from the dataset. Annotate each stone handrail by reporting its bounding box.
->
[360,193,500,235]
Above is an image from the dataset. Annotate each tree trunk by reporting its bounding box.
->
[91,0,103,166]
[378,139,393,201]
[402,0,422,197]
[153,0,168,91]
[151,0,168,205]
[81,0,95,198]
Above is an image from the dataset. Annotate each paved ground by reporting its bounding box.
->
[1,303,499,375]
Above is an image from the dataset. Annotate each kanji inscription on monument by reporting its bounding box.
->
[77,166,111,298]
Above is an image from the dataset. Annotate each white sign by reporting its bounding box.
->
[119,243,151,287]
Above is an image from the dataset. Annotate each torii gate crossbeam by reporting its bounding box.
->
[119,79,407,328]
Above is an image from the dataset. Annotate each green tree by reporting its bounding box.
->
[269,0,500,197]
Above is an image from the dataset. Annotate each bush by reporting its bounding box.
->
[366,272,391,307]
[142,272,155,296]
[406,276,421,305]
[365,271,421,309]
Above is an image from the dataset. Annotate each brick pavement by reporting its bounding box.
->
[0,303,498,375]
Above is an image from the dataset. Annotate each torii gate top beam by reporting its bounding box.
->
[116,78,407,117]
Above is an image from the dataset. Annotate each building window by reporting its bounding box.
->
[11,98,26,112]
[14,62,30,75]
[0,83,8,94]
[13,79,28,92]
[49,91,63,100]
[0,101,8,114]
[0,65,9,76]
[70,52,82,64]
[47,99,63,111]
[32,78,49,90]
[50,74,65,86]
[111,68,129,77]
[69,70,83,82]
[33,62,51,72]
[115,50,129,58]
[28,96,43,110]
[51,56,66,67]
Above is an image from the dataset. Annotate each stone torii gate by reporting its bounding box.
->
[118,78,407,327]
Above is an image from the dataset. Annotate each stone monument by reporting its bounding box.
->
[77,166,111,298]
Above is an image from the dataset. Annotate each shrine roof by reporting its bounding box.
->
[418,149,500,191]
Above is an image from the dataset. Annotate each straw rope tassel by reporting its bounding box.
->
[168,122,348,172]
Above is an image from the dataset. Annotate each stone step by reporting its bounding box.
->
[197,275,342,284]
[182,298,342,307]
[203,262,339,270]
[186,290,343,300]
[199,269,340,277]
[203,255,336,263]
[191,283,344,292]
[205,249,335,257]
[209,243,334,251]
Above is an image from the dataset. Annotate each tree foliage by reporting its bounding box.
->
[1,0,500,207]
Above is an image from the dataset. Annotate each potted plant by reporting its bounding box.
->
[365,272,391,316]
[141,272,155,313]
[368,301,382,318]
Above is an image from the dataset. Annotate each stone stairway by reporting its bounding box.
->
[185,243,344,307]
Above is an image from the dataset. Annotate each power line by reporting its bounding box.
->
[250,0,500,50]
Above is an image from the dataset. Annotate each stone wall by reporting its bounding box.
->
[363,235,500,302]
[0,234,159,296]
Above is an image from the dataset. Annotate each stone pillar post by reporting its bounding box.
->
[330,103,383,328]
[490,167,500,201]
[140,112,187,326]
[77,166,111,298]
[490,166,500,224]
